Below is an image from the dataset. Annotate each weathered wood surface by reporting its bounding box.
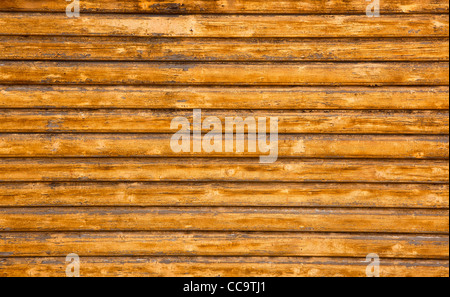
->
[0,110,447,134]
[1,232,448,259]
[0,14,448,38]
[0,0,448,278]
[0,182,447,209]
[1,0,448,14]
[1,86,448,110]
[1,37,448,62]
[1,62,448,86]
[0,207,448,233]
[1,134,447,159]
[1,257,448,277]
[0,159,447,183]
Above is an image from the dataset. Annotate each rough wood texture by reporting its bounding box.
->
[0,182,447,209]
[0,0,448,278]
[1,62,448,86]
[0,158,448,183]
[1,86,448,110]
[0,208,448,233]
[0,14,448,38]
[1,232,448,259]
[0,110,447,134]
[1,134,447,159]
[1,0,448,14]
[1,37,448,62]
[1,257,448,277]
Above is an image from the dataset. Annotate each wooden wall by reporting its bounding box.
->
[0,0,449,277]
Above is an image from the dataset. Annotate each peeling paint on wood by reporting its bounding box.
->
[1,0,448,14]
[0,182,447,208]
[0,158,448,183]
[0,14,448,38]
[0,207,448,233]
[0,0,448,278]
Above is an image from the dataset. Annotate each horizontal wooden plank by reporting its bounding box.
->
[0,182,447,208]
[1,37,448,62]
[1,232,448,259]
[1,134,447,159]
[0,62,448,86]
[0,14,448,38]
[1,86,448,110]
[0,207,448,233]
[0,257,448,277]
[0,110,447,134]
[1,0,448,14]
[0,159,447,183]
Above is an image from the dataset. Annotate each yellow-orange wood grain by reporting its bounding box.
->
[0,182,448,208]
[1,257,448,277]
[1,37,448,62]
[1,62,448,86]
[1,86,448,110]
[0,134,448,159]
[2,232,448,259]
[0,207,448,233]
[0,14,448,38]
[0,158,448,183]
[1,0,448,14]
[0,110,447,134]
[0,0,448,278]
